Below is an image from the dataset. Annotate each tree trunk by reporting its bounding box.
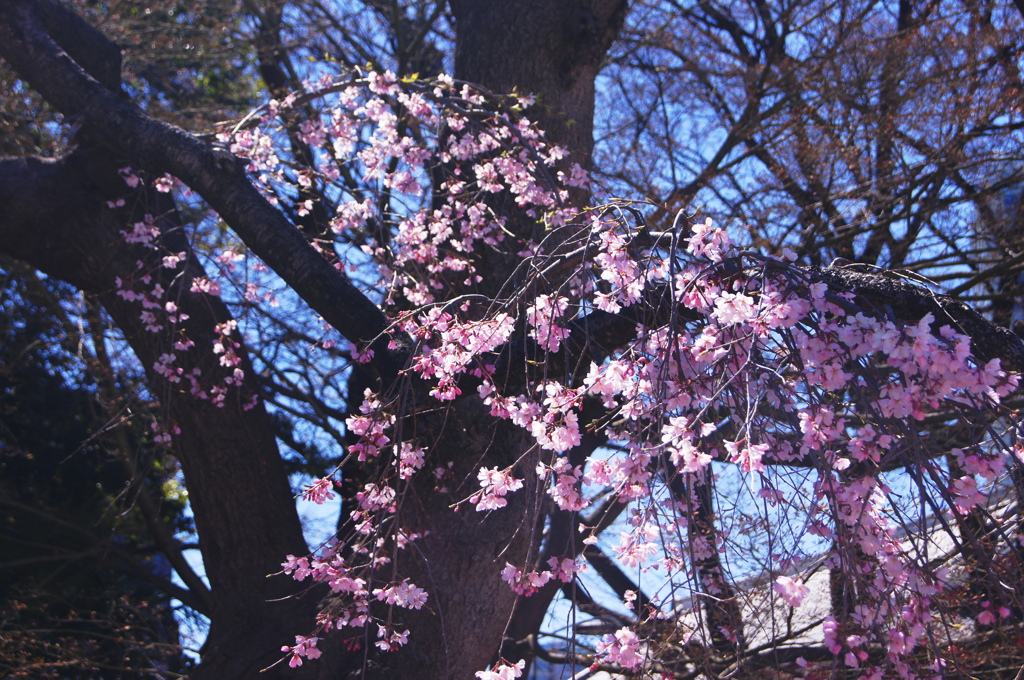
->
[449,0,628,290]
[343,3,628,678]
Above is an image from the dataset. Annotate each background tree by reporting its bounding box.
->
[590,4,1024,676]
[0,1,268,676]
[0,263,190,678]
[601,0,1024,276]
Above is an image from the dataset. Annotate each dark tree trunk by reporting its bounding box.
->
[451,0,627,169]
[350,4,628,678]
[449,0,628,293]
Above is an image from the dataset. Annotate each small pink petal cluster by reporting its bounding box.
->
[407,310,515,401]
[499,556,581,596]
[975,600,1013,626]
[108,207,257,413]
[592,226,645,312]
[301,477,336,505]
[687,216,730,262]
[595,627,644,670]
[372,580,428,609]
[481,381,584,454]
[526,294,571,353]
[279,532,423,660]
[344,389,395,461]
[774,575,810,608]
[536,456,587,511]
[120,215,161,247]
[472,466,524,511]
[475,659,525,680]
[374,624,410,652]
[281,635,321,668]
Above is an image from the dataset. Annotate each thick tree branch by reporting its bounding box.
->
[31,0,121,90]
[806,265,1024,373]
[0,0,409,383]
[548,263,1024,383]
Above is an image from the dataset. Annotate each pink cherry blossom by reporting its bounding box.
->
[774,576,810,607]
[595,627,643,669]
[475,660,525,680]
[301,477,337,505]
[210,72,1024,678]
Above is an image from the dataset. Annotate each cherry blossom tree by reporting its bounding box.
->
[2,2,1024,680]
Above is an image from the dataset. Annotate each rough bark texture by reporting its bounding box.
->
[451,0,627,169]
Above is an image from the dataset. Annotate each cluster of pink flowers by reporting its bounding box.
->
[226,71,569,310]
[472,466,525,511]
[344,389,394,461]
[475,659,525,680]
[300,477,336,504]
[481,381,585,454]
[525,294,571,352]
[594,627,644,669]
[279,531,424,658]
[281,635,321,668]
[774,576,810,608]
[108,191,255,412]
[407,309,516,401]
[216,72,1023,675]
[499,556,582,596]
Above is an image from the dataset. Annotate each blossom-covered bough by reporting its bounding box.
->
[222,73,1024,677]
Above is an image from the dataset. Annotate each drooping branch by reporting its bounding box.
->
[486,258,1024,407]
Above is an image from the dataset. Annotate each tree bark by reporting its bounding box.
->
[449,0,628,295]
[352,4,629,678]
